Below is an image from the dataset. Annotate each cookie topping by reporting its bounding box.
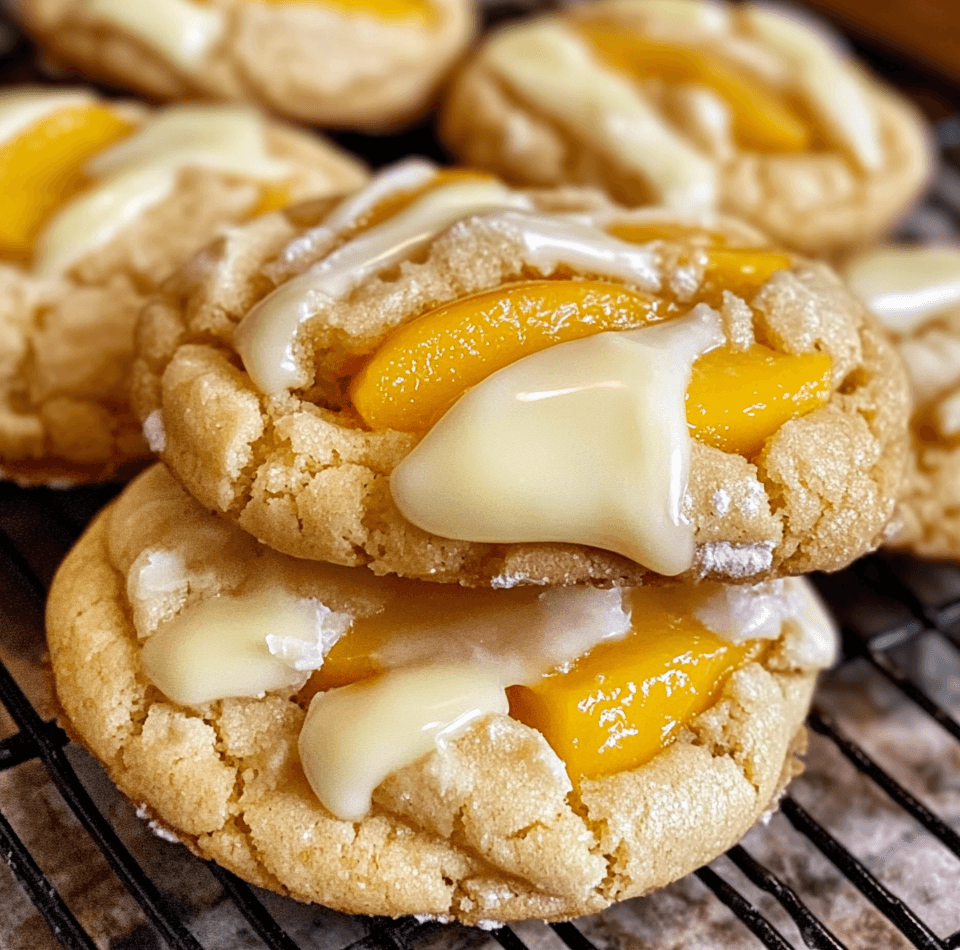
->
[85,0,225,72]
[234,177,533,393]
[0,94,132,260]
[35,105,290,276]
[140,587,350,706]
[845,246,960,335]
[390,306,725,576]
[299,665,508,821]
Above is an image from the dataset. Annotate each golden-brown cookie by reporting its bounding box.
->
[15,0,475,130]
[844,245,960,559]
[46,462,836,923]
[0,87,366,486]
[440,0,933,259]
[132,162,911,587]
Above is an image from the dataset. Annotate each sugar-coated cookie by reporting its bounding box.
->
[0,87,366,486]
[133,162,910,587]
[440,0,933,259]
[46,463,836,922]
[845,246,960,559]
[15,0,475,130]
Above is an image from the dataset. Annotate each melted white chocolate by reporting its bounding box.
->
[141,587,351,706]
[740,5,882,170]
[33,105,289,277]
[391,305,725,576]
[845,246,960,335]
[87,0,225,73]
[485,21,716,209]
[299,665,509,821]
[234,179,534,393]
[0,89,94,147]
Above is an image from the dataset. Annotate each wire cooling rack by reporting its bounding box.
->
[2,4,960,950]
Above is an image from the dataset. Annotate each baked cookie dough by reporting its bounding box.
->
[14,0,475,130]
[440,0,933,259]
[845,246,960,560]
[46,462,837,923]
[0,87,366,486]
[132,162,911,587]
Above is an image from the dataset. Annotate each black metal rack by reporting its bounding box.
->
[2,5,960,949]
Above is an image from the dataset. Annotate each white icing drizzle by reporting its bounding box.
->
[234,179,534,393]
[33,105,289,277]
[485,21,717,209]
[87,0,225,73]
[390,305,725,576]
[0,88,94,148]
[299,664,508,821]
[740,4,882,170]
[845,246,960,336]
[273,157,438,271]
[141,588,351,706]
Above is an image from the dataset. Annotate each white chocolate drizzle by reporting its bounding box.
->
[485,21,717,209]
[33,105,289,277]
[86,0,225,73]
[845,246,960,336]
[0,89,94,147]
[299,665,509,821]
[391,305,725,576]
[740,5,882,170]
[234,179,534,393]
[141,587,352,706]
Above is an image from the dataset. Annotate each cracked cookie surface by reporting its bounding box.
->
[46,463,823,922]
[15,0,475,129]
[440,0,933,259]
[0,94,366,486]
[132,181,911,587]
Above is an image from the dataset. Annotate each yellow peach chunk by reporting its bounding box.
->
[251,182,293,216]
[607,220,727,247]
[254,0,436,23]
[577,24,811,153]
[507,586,761,779]
[696,248,794,307]
[0,105,134,260]
[350,279,673,431]
[687,344,831,457]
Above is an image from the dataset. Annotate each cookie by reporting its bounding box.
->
[440,0,933,259]
[0,87,366,486]
[14,0,475,130]
[844,245,960,559]
[132,161,911,587]
[45,462,837,922]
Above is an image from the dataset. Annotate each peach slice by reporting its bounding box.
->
[577,23,811,153]
[0,104,134,260]
[254,0,436,22]
[508,586,762,779]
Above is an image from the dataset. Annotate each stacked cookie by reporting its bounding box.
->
[17,0,942,928]
[47,159,913,921]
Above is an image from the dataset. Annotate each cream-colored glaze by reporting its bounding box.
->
[845,247,960,336]
[935,389,960,438]
[141,587,352,706]
[740,5,882,170]
[0,88,94,147]
[299,664,508,821]
[899,331,960,405]
[352,584,632,685]
[486,22,717,209]
[272,158,438,272]
[87,0,225,73]
[391,305,725,576]
[33,105,289,277]
[620,0,731,32]
[695,576,837,667]
[234,180,534,393]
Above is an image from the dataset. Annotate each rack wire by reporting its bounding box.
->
[1,6,960,950]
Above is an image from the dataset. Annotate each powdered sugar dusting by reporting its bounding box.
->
[699,540,774,578]
[143,410,166,453]
[711,489,731,517]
